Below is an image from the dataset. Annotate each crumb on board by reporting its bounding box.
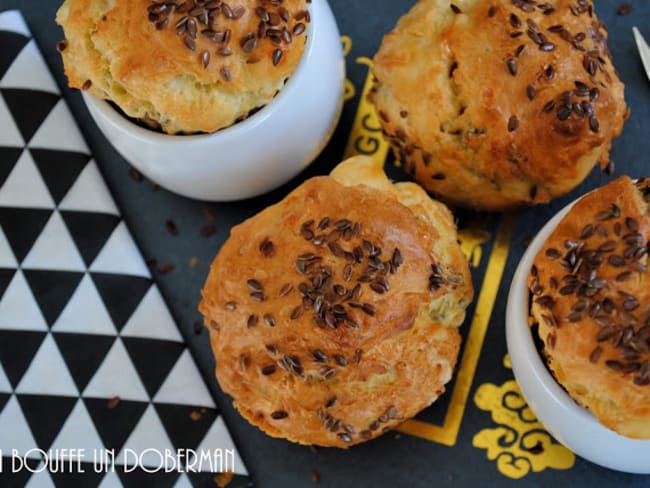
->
[129,167,143,182]
[204,207,217,222]
[107,396,120,409]
[201,224,217,237]
[194,321,203,335]
[616,3,632,15]
[158,263,175,274]
[213,471,233,487]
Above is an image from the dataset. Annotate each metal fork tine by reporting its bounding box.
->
[633,27,650,83]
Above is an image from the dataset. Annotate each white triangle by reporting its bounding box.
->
[196,416,248,475]
[50,399,105,455]
[82,338,149,402]
[0,362,11,392]
[153,350,215,408]
[0,11,30,37]
[16,333,79,396]
[1,40,59,93]
[21,211,86,272]
[25,468,55,488]
[98,470,120,488]
[174,474,193,488]
[58,161,119,216]
[0,395,39,456]
[0,149,54,208]
[0,94,25,146]
[117,404,175,468]
[121,286,181,342]
[0,270,48,331]
[29,99,88,153]
[51,274,117,336]
[0,226,18,268]
[90,222,150,278]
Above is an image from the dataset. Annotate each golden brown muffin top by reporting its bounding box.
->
[529,176,650,438]
[56,0,310,133]
[199,156,473,447]
[371,0,627,210]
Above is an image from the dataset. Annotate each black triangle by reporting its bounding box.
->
[122,338,184,399]
[0,456,41,488]
[116,465,179,488]
[0,268,16,301]
[90,273,152,332]
[0,31,29,80]
[16,394,77,450]
[154,404,218,451]
[84,398,148,452]
[0,393,9,411]
[1,89,60,143]
[187,472,254,488]
[53,333,115,392]
[60,211,120,267]
[23,270,83,326]
[0,330,46,388]
[29,149,90,204]
[0,147,24,189]
[0,208,52,262]
[49,462,106,487]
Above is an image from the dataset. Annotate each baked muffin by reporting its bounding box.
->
[370,0,627,211]
[56,0,310,134]
[529,176,650,439]
[199,155,473,447]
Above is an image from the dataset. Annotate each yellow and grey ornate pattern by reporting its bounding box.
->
[472,356,575,479]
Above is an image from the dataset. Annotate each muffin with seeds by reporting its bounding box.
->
[56,0,310,134]
[199,155,473,447]
[370,0,627,211]
[529,176,650,439]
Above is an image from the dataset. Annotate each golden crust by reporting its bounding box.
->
[56,0,309,134]
[529,176,650,439]
[370,0,627,211]
[199,155,473,447]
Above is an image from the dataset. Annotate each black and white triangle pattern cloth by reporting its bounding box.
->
[0,10,251,488]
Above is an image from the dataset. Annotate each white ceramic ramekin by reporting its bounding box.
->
[82,0,344,201]
[506,196,650,474]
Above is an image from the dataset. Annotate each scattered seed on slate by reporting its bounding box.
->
[158,263,175,274]
[201,224,216,237]
[617,4,632,15]
[165,219,178,235]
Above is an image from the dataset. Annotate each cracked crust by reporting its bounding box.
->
[199,156,473,447]
[370,0,627,211]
